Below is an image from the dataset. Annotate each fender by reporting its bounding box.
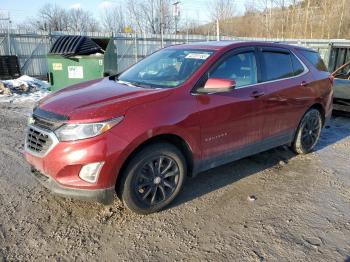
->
[111,124,202,184]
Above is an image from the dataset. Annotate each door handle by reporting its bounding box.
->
[250,90,265,98]
[301,81,309,87]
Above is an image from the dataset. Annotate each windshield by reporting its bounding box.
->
[118,48,214,88]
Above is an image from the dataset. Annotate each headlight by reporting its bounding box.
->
[55,116,123,141]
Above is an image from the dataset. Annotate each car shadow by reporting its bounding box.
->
[169,145,296,210]
[168,115,350,210]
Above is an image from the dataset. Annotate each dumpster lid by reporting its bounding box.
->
[49,35,105,57]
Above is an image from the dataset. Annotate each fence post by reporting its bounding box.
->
[134,33,138,63]
[7,16,11,55]
[216,19,220,41]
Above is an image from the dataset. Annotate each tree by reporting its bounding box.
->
[337,0,347,38]
[303,0,311,36]
[207,0,236,37]
[126,0,176,34]
[208,0,236,21]
[100,5,126,33]
[26,3,100,32]
[30,4,70,31]
[68,8,100,32]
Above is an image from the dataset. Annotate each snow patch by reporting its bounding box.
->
[0,75,50,103]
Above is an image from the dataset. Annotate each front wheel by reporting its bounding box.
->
[291,108,323,154]
[118,143,186,215]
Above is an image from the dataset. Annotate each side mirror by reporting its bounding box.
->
[197,78,236,93]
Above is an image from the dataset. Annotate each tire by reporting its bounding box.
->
[291,108,323,154]
[118,142,186,215]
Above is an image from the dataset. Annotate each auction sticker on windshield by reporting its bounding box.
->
[185,53,211,60]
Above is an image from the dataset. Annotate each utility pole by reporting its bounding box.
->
[0,10,11,55]
[216,19,220,41]
[173,1,180,35]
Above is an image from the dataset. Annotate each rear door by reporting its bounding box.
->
[195,47,267,169]
[257,47,311,141]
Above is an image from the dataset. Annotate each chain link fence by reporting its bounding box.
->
[0,29,347,79]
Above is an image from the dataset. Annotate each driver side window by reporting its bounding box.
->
[210,51,258,88]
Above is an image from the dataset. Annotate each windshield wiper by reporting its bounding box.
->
[117,80,138,87]
[109,73,154,88]
[117,80,155,89]
[131,82,155,88]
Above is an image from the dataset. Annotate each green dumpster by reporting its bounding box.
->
[47,35,118,91]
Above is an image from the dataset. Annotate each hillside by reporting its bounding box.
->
[189,0,350,39]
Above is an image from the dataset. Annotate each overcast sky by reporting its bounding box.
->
[0,0,246,26]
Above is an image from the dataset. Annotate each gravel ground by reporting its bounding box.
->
[0,102,349,261]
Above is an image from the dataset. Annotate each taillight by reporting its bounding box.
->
[328,75,334,85]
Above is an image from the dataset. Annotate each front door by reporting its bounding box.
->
[194,48,267,170]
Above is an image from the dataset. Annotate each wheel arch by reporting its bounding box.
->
[292,102,325,145]
[291,103,324,154]
[115,133,194,195]
[309,103,326,125]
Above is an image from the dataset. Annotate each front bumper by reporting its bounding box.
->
[24,120,130,204]
[31,167,114,204]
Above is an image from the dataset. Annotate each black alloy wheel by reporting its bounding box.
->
[301,111,322,151]
[119,142,186,214]
[292,108,323,154]
[134,156,180,206]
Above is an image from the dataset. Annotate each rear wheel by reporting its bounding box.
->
[119,143,186,214]
[292,108,322,154]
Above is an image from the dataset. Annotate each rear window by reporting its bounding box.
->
[262,51,294,81]
[299,50,328,72]
[291,54,305,75]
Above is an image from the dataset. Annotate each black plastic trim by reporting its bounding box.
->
[193,130,294,175]
[31,168,114,205]
[33,107,69,122]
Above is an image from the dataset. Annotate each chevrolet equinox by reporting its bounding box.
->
[25,41,333,214]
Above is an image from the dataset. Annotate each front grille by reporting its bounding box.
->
[26,127,53,155]
[33,116,62,131]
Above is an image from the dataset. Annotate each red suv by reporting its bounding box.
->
[25,41,333,214]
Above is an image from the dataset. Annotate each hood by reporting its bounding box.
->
[39,78,172,122]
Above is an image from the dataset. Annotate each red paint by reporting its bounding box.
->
[25,41,333,193]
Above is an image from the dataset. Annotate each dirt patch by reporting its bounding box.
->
[0,102,349,261]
